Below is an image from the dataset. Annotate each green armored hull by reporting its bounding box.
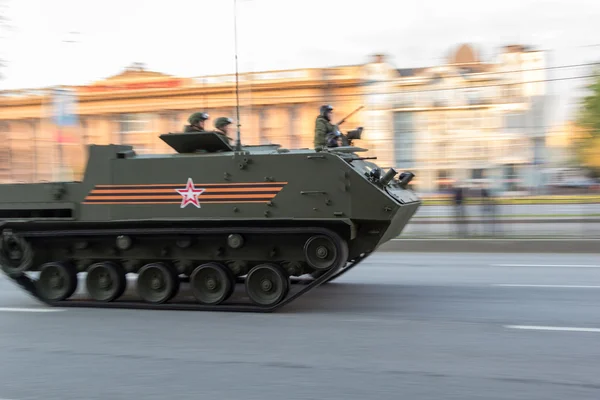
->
[0,131,420,312]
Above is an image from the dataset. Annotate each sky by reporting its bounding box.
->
[0,0,599,123]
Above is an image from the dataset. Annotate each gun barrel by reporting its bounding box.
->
[336,105,364,126]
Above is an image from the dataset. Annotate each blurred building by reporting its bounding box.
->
[0,43,549,193]
[0,62,367,183]
[370,44,548,193]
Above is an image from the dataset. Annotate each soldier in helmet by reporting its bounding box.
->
[214,117,234,144]
[314,104,337,149]
[184,112,209,132]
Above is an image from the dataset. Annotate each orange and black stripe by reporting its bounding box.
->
[83,182,288,205]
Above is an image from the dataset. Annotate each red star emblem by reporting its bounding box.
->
[175,178,205,208]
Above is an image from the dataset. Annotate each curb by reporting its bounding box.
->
[378,239,600,254]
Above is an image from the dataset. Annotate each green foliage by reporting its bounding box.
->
[574,69,600,175]
[577,69,600,136]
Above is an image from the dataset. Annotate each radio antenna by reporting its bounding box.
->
[234,0,242,151]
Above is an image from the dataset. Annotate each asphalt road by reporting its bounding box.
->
[2,253,600,399]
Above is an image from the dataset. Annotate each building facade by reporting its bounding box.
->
[379,44,548,193]
[0,62,368,183]
[0,43,548,193]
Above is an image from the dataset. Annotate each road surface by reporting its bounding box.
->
[1,253,600,399]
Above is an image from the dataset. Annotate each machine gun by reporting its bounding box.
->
[339,127,363,147]
[327,106,364,148]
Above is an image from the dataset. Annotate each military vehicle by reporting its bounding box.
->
[0,128,420,312]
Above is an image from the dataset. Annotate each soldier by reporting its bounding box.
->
[326,133,343,148]
[314,104,337,149]
[184,112,209,132]
[214,117,234,144]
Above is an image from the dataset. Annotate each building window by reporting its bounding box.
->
[289,105,300,148]
[504,164,518,191]
[393,112,415,167]
[437,169,452,191]
[466,89,483,105]
[258,108,267,144]
[504,112,526,132]
[119,113,152,134]
[533,137,544,165]
[169,112,180,132]
[471,168,484,180]
[118,113,154,153]
[432,89,447,107]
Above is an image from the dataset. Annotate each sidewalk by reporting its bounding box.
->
[420,194,600,206]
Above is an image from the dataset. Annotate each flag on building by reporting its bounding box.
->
[52,87,79,143]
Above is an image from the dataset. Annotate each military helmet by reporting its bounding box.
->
[188,112,209,125]
[320,104,333,115]
[214,117,233,130]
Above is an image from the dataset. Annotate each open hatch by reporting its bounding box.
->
[159,131,234,154]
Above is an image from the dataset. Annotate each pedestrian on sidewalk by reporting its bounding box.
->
[453,183,467,237]
[481,185,497,236]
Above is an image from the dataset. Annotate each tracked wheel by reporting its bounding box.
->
[0,226,357,312]
[304,235,338,271]
[245,264,290,307]
[137,263,179,304]
[36,262,78,302]
[190,262,235,305]
[86,261,127,302]
[0,233,34,276]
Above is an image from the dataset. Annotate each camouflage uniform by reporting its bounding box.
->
[213,117,235,145]
[184,125,203,133]
[184,112,209,132]
[314,105,336,148]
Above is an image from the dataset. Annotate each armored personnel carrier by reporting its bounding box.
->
[0,130,420,312]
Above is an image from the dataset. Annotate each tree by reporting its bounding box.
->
[574,67,600,178]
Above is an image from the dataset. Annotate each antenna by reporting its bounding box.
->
[233,0,242,151]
